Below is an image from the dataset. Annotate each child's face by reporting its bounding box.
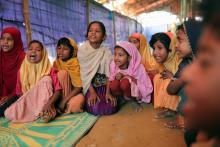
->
[0,33,14,52]
[27,42,43,64]
[182,26,220,134]
[114,47,130,69]
[56,44,71,61]
[175,30,192,58]
[129,37,140,50]
[153,40,169,63]
[88,23,104,45]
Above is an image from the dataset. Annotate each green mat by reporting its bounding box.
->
[0,112,98,147]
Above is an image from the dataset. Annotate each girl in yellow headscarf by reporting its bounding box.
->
[4,40,62,122]
[129,33,155,70]
[149,32,180,119]
[53,37,84,114]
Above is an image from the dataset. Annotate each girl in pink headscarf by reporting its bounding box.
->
[108,41,153,111]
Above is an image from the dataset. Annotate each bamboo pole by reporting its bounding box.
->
[180,0,187,22]
[22,0,32,46]
[112,12,116,46]
[86,0,90,26]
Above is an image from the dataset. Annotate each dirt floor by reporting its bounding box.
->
[76,103,186,147]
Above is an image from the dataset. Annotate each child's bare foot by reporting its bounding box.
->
[164,115,184,130]
[154,109,176,119]
[40,104,57,122]
[131,101,143,112]
[164,120,184,130]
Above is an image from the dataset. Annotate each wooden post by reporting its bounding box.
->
[180,0,187,22]
[22,0,32,46]
[112,12,116,45]
[86,0,90,26]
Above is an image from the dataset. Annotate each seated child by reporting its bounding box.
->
[108,41,153,111]
[166,21,201,130]
[4,40,62,122]
[0,27,25,116]
[78,21,117,115]
[53,37,84,113]
[149,33,180,118]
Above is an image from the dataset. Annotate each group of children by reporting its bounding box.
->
[0,20,199,124]
[1,0,220,145]
[0,18,198,128]
[0,21,153,122]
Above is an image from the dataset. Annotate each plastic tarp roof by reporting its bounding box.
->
[0,0,27,48]
[0,0,143,58]
[89,1,114,50]
[29,0,87,58]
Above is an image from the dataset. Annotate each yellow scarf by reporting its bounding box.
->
[20,47,51,93]
[67,37,78,57]
[139,34,158,71]
[130,33,180,74]
[53,38,82,87]
[158,36,181,74]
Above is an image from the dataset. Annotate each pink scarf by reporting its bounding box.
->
[109,41,153,103]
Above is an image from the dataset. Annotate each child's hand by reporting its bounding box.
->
[88,91,100,106]
[105,93,117,107]
[131,77,137,84]
[40,104,56,122]
[58,100,67,112]
[124,75,137,84]
[42,100,53,113]
[115,72,124,80]
[160,70,173,79]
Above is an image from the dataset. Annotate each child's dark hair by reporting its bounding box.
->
[114,46,129,56]
[28,40,43,50]
[86,21,106,39]
[200,0,220,39]
[57,37,74,57]
[149,32,171,52]
[176,24,185,32]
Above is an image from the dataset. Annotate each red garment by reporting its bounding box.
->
[0,27,25,98]
[110,78,131,98]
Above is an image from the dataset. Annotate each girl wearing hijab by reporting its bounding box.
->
[5,40,62,122]
[109,41,153,111]
[0,27,25,116]
[53,37,84,114]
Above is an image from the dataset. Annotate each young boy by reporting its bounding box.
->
[165,20,202,131]
[182,0,220,146]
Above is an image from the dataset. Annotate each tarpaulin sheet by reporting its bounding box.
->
[0,0,143,57]
[0,0,27,48]
[89,1,114,50]
[29,0,87,58]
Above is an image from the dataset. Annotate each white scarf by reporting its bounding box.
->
[78,41,112,94]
